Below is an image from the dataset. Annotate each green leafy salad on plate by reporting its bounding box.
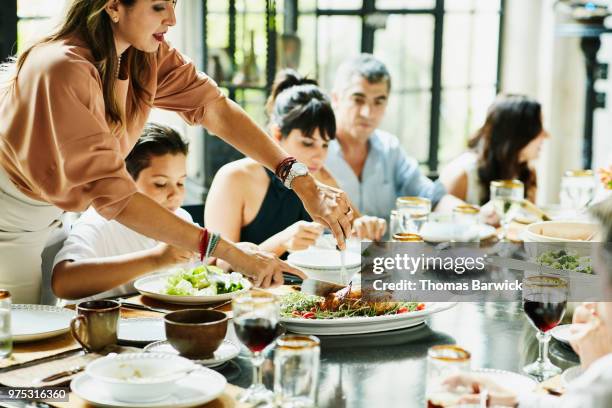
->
[536,249,593,274]
[164,265,248,296]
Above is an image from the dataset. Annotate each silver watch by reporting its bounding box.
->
[284,162,309,189]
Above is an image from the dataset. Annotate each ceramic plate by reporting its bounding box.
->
[134,271,251,305]
[287,249,361,271]
[11,304,76,343]
[561,365,583,387]
[550,324,573,346]
[143,340,240,368]
[420,223,497,243]
[71,369,226,408]
[472,368,537,392]
[118,318,166,345]
[280,302,456,335]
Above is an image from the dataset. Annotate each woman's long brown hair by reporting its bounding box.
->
[6,0,154,127]
[468,94,542,204]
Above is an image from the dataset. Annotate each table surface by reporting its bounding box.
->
[3,292,579,408]
[223,301,578,408]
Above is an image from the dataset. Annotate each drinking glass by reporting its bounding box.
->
[452,204,480,243]
[560,169,596,211]
[425,345,472,407]
[490,180,524,241]
[396,196,431,234]
[522,275,568,381]
[274,335,320,408]
[233,292,280,404]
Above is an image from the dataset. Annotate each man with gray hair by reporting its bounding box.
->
[325,54,463,221]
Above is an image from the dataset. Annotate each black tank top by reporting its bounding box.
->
[240,169,312,245]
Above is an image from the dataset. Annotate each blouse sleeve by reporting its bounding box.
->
[22,57,137,219]
[153,41,226,125]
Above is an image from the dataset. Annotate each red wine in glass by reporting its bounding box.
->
[523,296,567,332]
[234,317,279,352]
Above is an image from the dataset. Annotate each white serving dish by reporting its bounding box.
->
[71,367,226,408]
[280,302,456,335]
[287,248,361,270]
[134,271,251,305]
[523,221,599,243]
[11,304,76,342]
[85,353,197,403]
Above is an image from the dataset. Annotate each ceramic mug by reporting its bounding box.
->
[70,300,120,352]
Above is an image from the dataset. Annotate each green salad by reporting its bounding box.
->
[536,249,593,274]
[164,265,247,296]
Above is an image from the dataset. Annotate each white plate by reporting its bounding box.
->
[280,302,456,335]
[550,324,573,345]
[287,249,361,271]
[472,368,537,391]
[420,223,497,243]
[11,304,76,343]
[71,369,226,408]
[561,365,583,387]
[118,318,165,345]
[144,340,240,368]
[134,272,251,305]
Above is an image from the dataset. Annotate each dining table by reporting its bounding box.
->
[0,278,580,408]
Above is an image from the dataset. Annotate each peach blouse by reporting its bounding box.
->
[0,36,224,219]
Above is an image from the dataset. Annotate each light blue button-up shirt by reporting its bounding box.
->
[325,129,446,220]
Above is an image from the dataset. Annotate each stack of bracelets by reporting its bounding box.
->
[275,156,297,184]
[199,229,221,262]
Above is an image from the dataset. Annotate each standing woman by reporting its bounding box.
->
[0,0,352,303]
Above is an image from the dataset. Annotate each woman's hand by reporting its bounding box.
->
[292,175,354,250]
[441,373,518,407]
[352,216,386,241]
[480,201,500,226]
[280,221,325,252]
[214,239,306,288]
[151,243,196,268]
[570,302,612,370]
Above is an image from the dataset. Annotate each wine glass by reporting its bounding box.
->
[232,291,280,404]
[396,196,431,234]
[490,180,524,241]
[522,275,568,381]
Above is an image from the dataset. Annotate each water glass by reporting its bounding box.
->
[452,204,480,243]
[396,196,431,234]
[490,180,524,241]
[425,345,472,407]
[0,290,11,358]
[560,169,596,211]
[274,335,320,408]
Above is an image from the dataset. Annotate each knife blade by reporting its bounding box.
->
[300,278,345,297]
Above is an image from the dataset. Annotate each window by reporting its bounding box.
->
[296,0,504,175]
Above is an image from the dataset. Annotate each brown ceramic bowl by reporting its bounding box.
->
[164,309,229,359]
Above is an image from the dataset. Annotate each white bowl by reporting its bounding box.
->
[85,353,197,403]
[523,221,599,243]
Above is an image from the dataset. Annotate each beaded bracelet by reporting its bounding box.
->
[275,156,297,184]
[199,229,209,262]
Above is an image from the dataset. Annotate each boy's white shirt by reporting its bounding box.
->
[53,206,194,303]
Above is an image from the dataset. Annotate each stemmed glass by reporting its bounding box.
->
[232,291,280,404]
[396,196,431,234]
[522,275,568,381]
[490,180,524,241]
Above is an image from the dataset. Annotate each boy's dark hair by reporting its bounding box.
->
[126,123,189,180]
[266,69,336,141]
